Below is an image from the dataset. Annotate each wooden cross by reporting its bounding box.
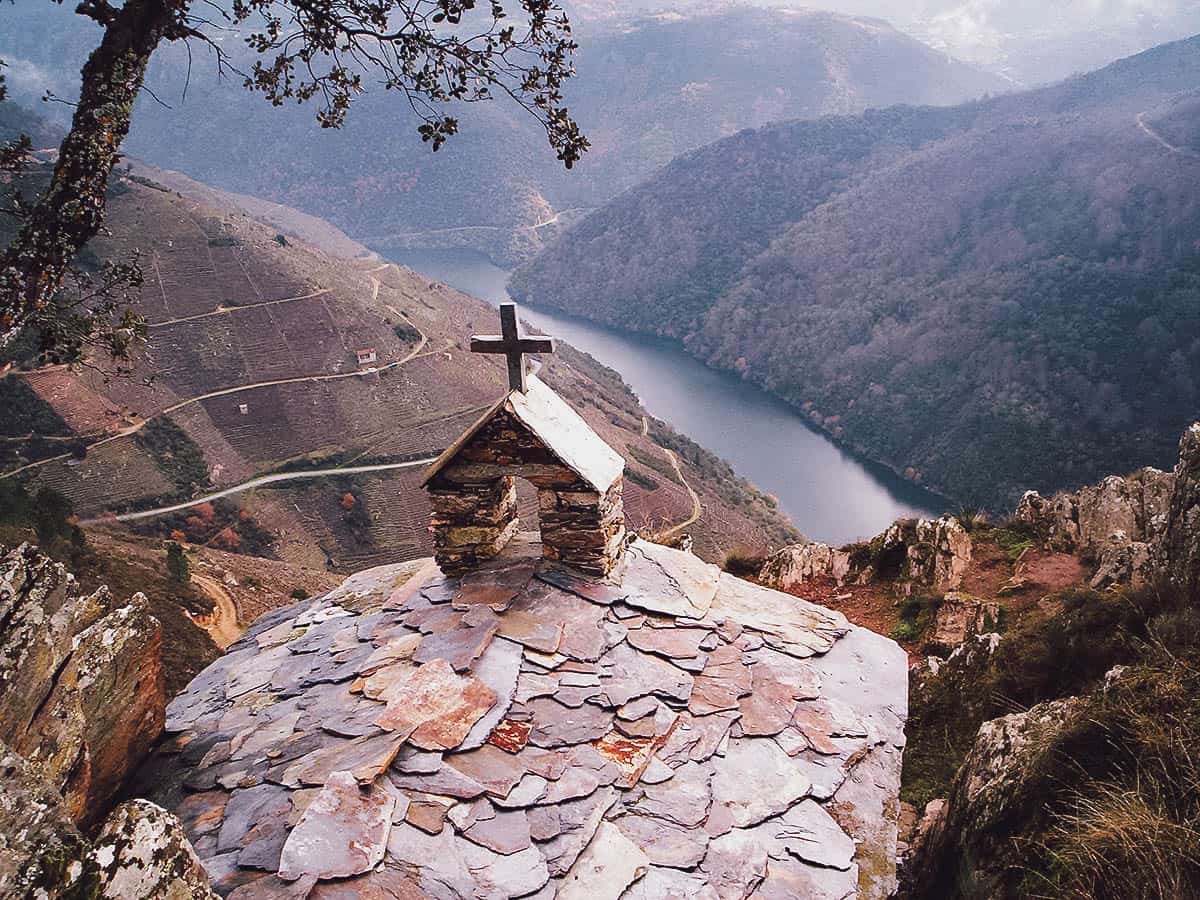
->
[470,302,555,393]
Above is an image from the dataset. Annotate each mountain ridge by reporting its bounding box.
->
[511,33,1200,508]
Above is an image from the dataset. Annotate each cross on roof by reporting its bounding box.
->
[470,302,555,393]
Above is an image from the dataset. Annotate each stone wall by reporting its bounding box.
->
[539,480,626,575]
[429,476,520,572]
[427,408,626,576]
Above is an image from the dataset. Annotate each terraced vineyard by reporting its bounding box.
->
[2,166,797,571]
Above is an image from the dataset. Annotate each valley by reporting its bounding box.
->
[390,247,945,545]
[513,35,1200,510]
[0,163,797,574]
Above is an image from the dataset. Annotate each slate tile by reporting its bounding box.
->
[358,632,422,675]
[614,813,709,868]
[445,744,526,797]
[688,644,753,715]
[462,807,532,855]
[495,610,564,654]
[391,764,488,800]
[620,541,718,619]
[460,842,550,898]
[277,770,394,881]
[627,626,709,660]
[460,636,523,751]
[525,697,613,747]
[177,790,228,837]
[487,718,532,753]
[700,827,770,900]
[710,738,812,828]
[755,857,859,900]
[633,761,711,827]
[225,874,317,899]
[493,773,549,808]
[557,820,649,899]
[412,617,499,673]
[536,563,624,605]
[306,869,427,899]
[453,558,536,612]
[771,798,855,870]
[597,642,694,707]
[280,730,404,787]
[622,868,719,900]
[216,784,290,853]
[392,746,444,774]
[538,786,618,877]
[405,795,455,834]
[373,658,497,750]
[527,803,562,840]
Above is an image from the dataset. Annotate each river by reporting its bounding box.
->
[387,249,946,546]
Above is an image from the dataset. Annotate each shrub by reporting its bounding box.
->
[165,541,189,583]
[722,547,766,578]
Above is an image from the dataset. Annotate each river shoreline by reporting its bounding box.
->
[383,248,947,546]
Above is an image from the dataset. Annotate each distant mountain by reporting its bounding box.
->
[0,2,1006,264]
[0,158,797,570]
[510,36,1200,508]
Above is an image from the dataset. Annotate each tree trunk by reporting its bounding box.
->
[0,0,183,350]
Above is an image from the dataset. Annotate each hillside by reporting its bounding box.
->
[0,158,797,576]
[0,3,1005,265]
[511,35,1200,509]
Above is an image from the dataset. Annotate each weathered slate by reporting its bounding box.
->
[277,771,394,881]
[373,659,497,750]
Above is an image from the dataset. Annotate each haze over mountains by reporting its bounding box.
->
[0,1,1006,265]
[512,35,1200,508]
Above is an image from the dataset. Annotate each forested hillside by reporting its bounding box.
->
[0,3,1004,264]
[511,36,1200,508]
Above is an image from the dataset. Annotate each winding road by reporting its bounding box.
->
[78,457,439,526]
[188,573,244,649]
[2,265,435,481]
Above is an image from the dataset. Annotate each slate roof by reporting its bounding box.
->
[422,376,625,493]
[155,535,907,899]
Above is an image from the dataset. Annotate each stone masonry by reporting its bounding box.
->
[424,380,627,577]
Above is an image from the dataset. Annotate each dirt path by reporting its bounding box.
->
[147,288,330,328]
[2,268,436,482]
[657,448,702,541]
[188,573,244,649]
[1136,111,1199,158]
[77,456,439,526]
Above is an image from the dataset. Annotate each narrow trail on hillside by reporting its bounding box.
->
[78,457,439,526]
[147,288,330,328]
[640,411,701,540]
[2,265,438,481]
[1136,112,1200,158]
[188,573,244,649]
[657,449,703,541]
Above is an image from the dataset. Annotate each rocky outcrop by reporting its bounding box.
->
[759,516,971,593]
[0,743,215,899]
[928,593,1000,648]
[1156,423,1200,598]
[0,544,165,827]
[88,800,217,898]
[758,541,852,589]
[901,697,1084,900]
[872,517,972,592]
[0,546,212,897]
[1015,467,1173,587]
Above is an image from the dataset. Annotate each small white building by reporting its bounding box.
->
[355,348,378,367]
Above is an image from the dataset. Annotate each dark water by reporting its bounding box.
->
[387,248,946,545]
